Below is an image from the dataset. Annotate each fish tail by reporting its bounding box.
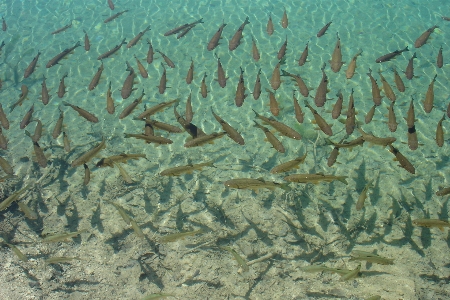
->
[338,177,348,185]
[62,101,70,107]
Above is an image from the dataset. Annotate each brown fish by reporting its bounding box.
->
[173,103,205,138]
[0,104,9,129]
[423,74,437,113]
[207,21,227,51]
[106,81,115,114]
[332,90,343,119]
[314,63,328,107]
[32,141,48,168]
[251,36,260,61]
[215,54,228,88]
[83,29,90,51]
[52,108,64,139]
[41,76,50,105]
[177,25,196,39]
[392,68,405,92]
[304,100,333,136]
[317,21,332,37]
[345,49,362,79]
[267,13,274,35]
[103,10,128,23]
[281,69,308,97]
[97,38,126,60]
[367,68,383,106]
[51,21,72,35]
[437,46,443,68]
[235,67,247,107]
[184,132,226,148]
[72,137,106,167]
[229,16,250,51]
[88,62,104,91]
[281,7,288,28]
[414,25,438,48]
[357,127,396,147]
[405,52,416,80]
[253,109,301,139]
[253,121,285,153]
[57,72,68,98]
[271,154,307,174]
[2,16,6,31]
[62,101,99,123]
[0,128,7,149]
[387,102,398,132]
[375,46,409,63]
[157,50,175,68]
[405,98,418,151]
[436,187,450,196]
[378,71,396,102]
[293,91,304,124]
[0,156,13,175]
[136,99,179,120]
[185,92,193,123]
[253,68,262,100]
[277,36,288,60]
[160,161,214,176]
[119,90,145,119]
[211,108,244,145]
[200,73,208,98]
[326,136,365,149]
[329,32,344,73]
[127,25,151,48]
[345,89,356,135]
[298,41,309,66]
[442,16,450,21]
[108,0,114,10]
[124,133,173,145]
[83,164,90,185]
[122,61,136,99]
[163,18,203,36]
[284,173,348,184]
[24,51,40,78]
[388,145,415,174]
[9,85,29,112]
[20,105,34,129]
[28,119,43,143]
[270,60,282,90]
[327,138,344,167]
[186,58,194,84]
[47,41,81,68]
[146,39,154,64]
[147,120,182,133]
[265,88,280,116]
[134,55,148,78]
[365,105,376,124]
[436,114,445,147]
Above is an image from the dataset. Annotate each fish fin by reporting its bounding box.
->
[338,177,348,185]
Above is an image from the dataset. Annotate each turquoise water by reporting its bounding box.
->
[0,0,450,299]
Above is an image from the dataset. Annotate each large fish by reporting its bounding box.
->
[414,25,438,48]
[229,17,250,51]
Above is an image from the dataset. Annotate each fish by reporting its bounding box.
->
[423,74,437,113]
[340,264,361,281]
[146,120,182,133]
[405,98,418,150]
[281,7,288,28]
[40,75,50,105]
[200,73,208,98]
[412,219,450,231]
[45,256,81,264]
[251,35,260,61]
[219,246,249,272]
[265,88,280,116]
[28,125,44,150]
[325,136,365,149]
[32,140,48,168]
[388,145,415,174]
[88,61,104,91]
[119,90,145,119]
[414,25,438,48]
[284,173,348,184]
[345,49,362,79]
[317,21,332,37]
[229,16,250,51]
[62,101,99,123]
[387,102,398,132]
[106,81,115,114]
[350,250,394,265]
[46,41,81,68]
[235,67,247,107]
[298,41,309,66]
[277,36,288,60]
[405,52,417,80]
[293,91,304,123]
[124,133,173,145]
[267,13,274,35]
[6,243,28,262]
[224,178,289,191]
[375,46,408,63]
[136,99,179,119]
[304,100,333,136]
[0,128,8,149]
[9,85,29,113]
[134,54,148,78]
[146,39,154,64]
[0,156,13,175]
[436,114,445,147]
[122,61,136,99]
[106,201,131,224]
[207,21,227,51]
[253,68,262,100]
[0,184,31,211]
[186,58,194,84]
[63,131,70,152]
[177,23,199,39]
[97,38,126,60]
[160,161,214,176]
[108,0,114,10]
[20,104,34,129]
[327,137,343,167]
[83,29,90,51]
[24,51,40,78]
[332,90,343,119]
[159,229,203,243]
[367,68,383,106]
[2,16,6,31]
[253,121,285,153]
[158,62,167,94]
[392,67,405,92]
[271,154,307,174]
[173,103,205,138]
[211,107,244,145]
[71,137,106,167]
[378,71,396,102]
[356,181,373,211]
[156,50,175,68]
[130,218,144,238]
[83,164,90,185]
[42,229,87,243]
[436,187,450,196]
[442,16,450,21]
[184,132,226,148]
[270,60,282,90]
[57,72,68,98]
[51,21,72,35]
[163,18,203,36]
[280,69,308,97]
[314,63,328,107]
[114,162,134,184]
[357,127,396,147]
[127,25,151,48]
[253,109,301,140]
[103,10,128,23]
[345,89,356,135]
[96,153,147,168]
[437,46,443,68]
[185,92,194,123]
[329,32,344,72]
[0,103,10,129]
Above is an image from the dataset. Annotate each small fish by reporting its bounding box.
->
[253,121,285,153]
[253,109,301,139]
[317,21,332,37]
[0,156,13,175]
[46,41,81,68]
[345,49,362,79]
[387,102,398,132]
[229,16,250,51]
[298,41,309,66]
[253,68,262,100]
[367,68,383,106]
[158,63,167,94]
[405,52,417,80]
[83,163,90,185]
[200,73,208,98]
[277,36,288,60]
[284,173,348,184]
[185,92,194,123]
[0,184,31,211]
[271,154,307,174]
[266,13,274,35]
[327,138,342,167]
[83,29,90,51]
[332,90,343,120]
[127,25,151,48]
[122,61,137,99]
[160,161,214,176]
[160,229,203,243]
[270,60,282,90]
[186,58,194,84]
[442,16,450,21]
[293,91,304,123]
[108,0,114,10]
[0,128,8,150]
[388,144,415,174]
[114,162,134,184]
[304,100,333,136]
[224,178,288,191]
[9,85,29,113]
[375,46,409,63]
[147,120,182,133]
[423,74,437,113]
[219,246,249,272]
[207,21,227,51]
[405,98,418,150]
[156,50,175,68]
[124,133,173,145]
[265,88,280,116]
[136,99,179,119]
[414,25,438,48]
[329,32,344,73]
[57,72,68,98]
[103,10,128,23]
[392,67,405,92]
[88,62,104,91]
[211,108,244,145]
[96,153,146,168]
[345,89,356,135]
[350,250,394,265]
[357,127,396,147]
[32,140,48,168]
[130,219,144,238]
[20,104,34,129]
[436,114,445,147]
[63,101,99,123]
[314,63,328,107]
[174,103,205,138]
[51,21,72,35]
[437,46,443,68]
[164,18,203,36]
[436,187,450,196]
[107,201,132,224]
[29,119,43,142]
[325,136,365,149]
[378,71,396,102]
[280,69,308,97]
[63,131,71,152]
[184,132,226,148]
[2,16,6,31]
[119,90,145,119]
[146,39,154,64]
[340,264,361,281]
[365,105,376,124]
[6,243,28,262]
[356,181,373,211]
[281,7,288,28]
[24,51,41,78]
[71,137,106,167]
[106,81,115,114]
[42,229,87,243]
[134,55,148,78]
[235,67,247,107]
[97,38,126,60]
[251,36,260,61]
[40,75,50,105]
[412,218,450,231]
[0,104,9,129]
[45,256,81,264]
